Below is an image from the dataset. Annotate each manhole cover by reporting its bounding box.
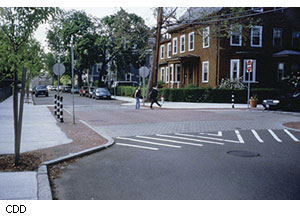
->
[227,150,260,158]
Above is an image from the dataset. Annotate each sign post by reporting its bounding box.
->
[71,35,75,124]
[139,66,150,106]
[246,60,252,109]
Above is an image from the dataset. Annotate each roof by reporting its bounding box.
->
[273,50,300,57]
[167,7,223,32]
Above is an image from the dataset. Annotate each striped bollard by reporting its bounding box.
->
[59,96,64,123]
[57,95,60,119]
[232,91,235,109]
[54,94,57,115]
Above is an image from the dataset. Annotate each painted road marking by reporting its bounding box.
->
[251,130,264,143]
[136,135,204,147]
[268,129,282,142]
[199,131,223,137]
[283,129,299,142]
[175,133,239,143]
[234,130,244,143]
[116,143,159,151]
[155,134,224,145]
[116,137,182,149]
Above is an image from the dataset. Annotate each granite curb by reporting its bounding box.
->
[36,120,115,200]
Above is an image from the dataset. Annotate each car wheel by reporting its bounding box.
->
[35,94,38,97]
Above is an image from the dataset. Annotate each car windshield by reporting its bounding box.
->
[37,85,47,89]
[96,88,107,92]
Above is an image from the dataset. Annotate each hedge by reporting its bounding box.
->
[158,88,283,104]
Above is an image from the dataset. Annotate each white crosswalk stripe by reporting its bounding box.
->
[283,129,299,142]
[175,133,239,143]
[199,131,222,136]
[155,134,224,145]
[115,143,159,151]
[136,135,204,147]
[251,130,264,143]
[116,137,182,148]
[268,129,282,142]
[234,130,244,143]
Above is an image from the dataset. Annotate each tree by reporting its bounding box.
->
[96,8,150,87]
[0,7,57,165]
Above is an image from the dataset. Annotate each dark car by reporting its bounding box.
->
[33,85,49,97]
[262,92,300,111]
[93,87,111,100]
[63,86,71,93]
[86,87,95,98]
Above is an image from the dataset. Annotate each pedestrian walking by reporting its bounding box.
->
[134,86,142,109]
[149,86,161,109]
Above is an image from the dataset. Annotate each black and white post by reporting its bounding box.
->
[232,91,235,109]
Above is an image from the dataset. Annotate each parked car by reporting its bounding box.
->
[86,87,95,98]
[79,86,88,96]
[262,92,300,111]
[63,86,71,93]
[93,87,111,100]
[33,85,49,97]
[111,81,139,88]
[47,85,54,91]
[71,87,80,94]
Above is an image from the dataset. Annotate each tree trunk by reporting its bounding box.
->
[13,69,20,165]
[147,7,163,99]
[78,71,82,88]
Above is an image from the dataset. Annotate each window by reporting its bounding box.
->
[167,42,171,58]
[173,38,178,54]
[292,30,300,48]
[243,59,256,83]
[251,26,263,47]
[202,61,209,83]
[278,63,285,80]
[166,67,169,83]
[169,64,174,82]
[180,35,185,53]
[230,25,242,46]
[273,28,283,47]
[160,67,165,82]
[175,64,181,82]
[230,59,240,81]
[188,32,195,51]
[203,27,210,48]
[160,45,165,59]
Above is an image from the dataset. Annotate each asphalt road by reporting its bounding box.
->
[34,92,300,199]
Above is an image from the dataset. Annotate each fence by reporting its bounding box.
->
[0,87,12,102]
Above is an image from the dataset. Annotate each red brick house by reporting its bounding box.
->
[157,7,300,89]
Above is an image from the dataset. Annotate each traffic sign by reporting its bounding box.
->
[53,63,66,75]
[139,66,150,78]
[247,60,252,73]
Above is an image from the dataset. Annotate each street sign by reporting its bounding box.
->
[53,63,66,75]
[246,60,252,73]
[139,66,150,78]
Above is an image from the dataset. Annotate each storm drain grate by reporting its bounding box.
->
[227,150,260,158]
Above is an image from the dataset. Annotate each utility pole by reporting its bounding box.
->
[71,35,75,124]
[147,7,163,98]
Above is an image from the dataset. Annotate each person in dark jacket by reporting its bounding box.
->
[134,86,141,109]
[149,86,161,109]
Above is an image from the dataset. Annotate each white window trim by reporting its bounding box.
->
[172,37,178,55]
[166,67,169,83]
[167,42,171,58]
[202,61,209,83]
[160,45,165,59]
[278,62,285,80]
[230,59,240,82]
[203,27,210,48]
[180,35,185,53]
[169,64,174,82]
[175,64,181,82]
[230,25,242,46]
[243,59,256,83]
[188,32,195,51]
[250,26,263,47]
[252,7,264,12]
[160,67,165,82]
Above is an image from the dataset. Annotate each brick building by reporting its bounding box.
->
[157,7,300,89]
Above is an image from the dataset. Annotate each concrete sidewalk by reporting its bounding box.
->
[114,95,264,109]
[0,95,72,200]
